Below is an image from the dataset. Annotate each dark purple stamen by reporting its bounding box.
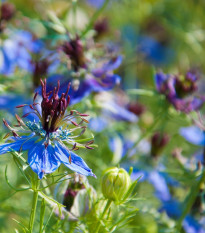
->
[174,72,198,98]
[62,36,86,71]
[94,18,109,39]
[0,3,15,21]
[40,79,71,134]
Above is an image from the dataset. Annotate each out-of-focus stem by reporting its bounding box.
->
[176,168,205,231]
[94,199,112,233]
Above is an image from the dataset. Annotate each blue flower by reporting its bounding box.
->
[53,36,122,104]
[39,54,122,105]
[0,30,43,75]
[0,80,95,179]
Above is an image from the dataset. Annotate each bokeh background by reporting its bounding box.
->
[1,0,205,232]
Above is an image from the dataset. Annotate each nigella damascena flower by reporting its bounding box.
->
[54,35,122,104]
[155,71,205,113]
[0,80,96,179]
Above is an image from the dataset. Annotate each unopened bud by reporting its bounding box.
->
[101,167,131,202]
[151,132,169,157]
[55,174,96,220]
[1,3,15,21]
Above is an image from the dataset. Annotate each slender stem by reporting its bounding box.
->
[39,198,45,233]
[29,178,40,233]
[80,0,110,38]
[94,199,112,233]
[176,168,205,231]
[121,114,161,163]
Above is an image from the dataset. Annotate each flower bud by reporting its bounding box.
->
[54,174,96,220]
[101,167,131,202]
[151,132,169,157]
[0,3,15,21]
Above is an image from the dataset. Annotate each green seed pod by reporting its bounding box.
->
[101,167,131,202]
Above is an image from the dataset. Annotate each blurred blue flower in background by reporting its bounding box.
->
[137,35,174,66]
[0,94,26,113]
[0,30,43,75]
[161,199,205,233]
[121,26,174,66]
[38,55,122,105]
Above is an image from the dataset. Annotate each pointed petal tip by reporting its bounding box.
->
[91,172,97,178]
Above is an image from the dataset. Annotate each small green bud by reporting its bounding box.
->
[101,167,131,202]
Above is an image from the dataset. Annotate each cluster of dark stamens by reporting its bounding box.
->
[40,79,71,134]
[3,80,95,150]
[62,36,86,71]
[175,72,198,98]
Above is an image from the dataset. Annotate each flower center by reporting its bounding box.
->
[40,79,71,134]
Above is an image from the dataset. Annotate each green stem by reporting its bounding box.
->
[39,198,45,233]
[29,179,40,233]
[176,168,205,231]
[121,114,161,163]
[80,0,110,38]
[94,199,112,233]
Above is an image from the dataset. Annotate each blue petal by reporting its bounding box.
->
[37,74,93,106]
[155,72,168,92]
[0,94,26,113]
[0,135,37,155]
[90,74,121,92]
[28,141,61,179]
[93,56,122,76]
[54,141,95,177]
[183,215,205,233]
[180,126,205,146]
[88,117,108,132]
[69,80,93,105]
[148,171,171,202]
[103,102,138,122]
[103,55,123,72]
[161,199,182,219]
[86,0,106,8]
[137,35,174,65]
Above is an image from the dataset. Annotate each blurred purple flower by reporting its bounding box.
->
[155,71,204,113]
[39,54,122,105]
[86,0,106,8]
